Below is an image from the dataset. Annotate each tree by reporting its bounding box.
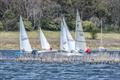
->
[1,10,17,31]
[83,21,98,39]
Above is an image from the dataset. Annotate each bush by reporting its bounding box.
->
[0,21,3,31]
[83,20,98,39]
[24,19,33,31]
[1,10,17,31]
[67,14,75,30]
[40,18,59,31]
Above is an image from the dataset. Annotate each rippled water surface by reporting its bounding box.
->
[0,50,120,80]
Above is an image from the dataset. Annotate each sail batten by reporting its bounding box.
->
[75,10,86,51]
[19,16,32,52]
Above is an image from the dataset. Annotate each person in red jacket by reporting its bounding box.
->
[85,47,91,54]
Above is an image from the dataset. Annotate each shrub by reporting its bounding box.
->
[1,10,17,31]
[0,21,3,31]
[83,20,98,39]
[24,19,33,31]
[40,18,59,31]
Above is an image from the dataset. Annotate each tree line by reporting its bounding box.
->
[0,0,120,32]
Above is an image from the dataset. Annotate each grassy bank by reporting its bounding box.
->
[0,31,120,50]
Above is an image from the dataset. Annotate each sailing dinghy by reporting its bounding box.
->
[60,18,69,52]
[59,17,83,56]
[19,16,32,53]
[38,28,57,53]
[62,17,75,52]
[75,10,86,53]
[39,27,50,50]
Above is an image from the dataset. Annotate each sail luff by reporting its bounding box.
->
[19,16,32,52]
[20,18,22,52]
[60,18,63,50]
[75,10,86,51]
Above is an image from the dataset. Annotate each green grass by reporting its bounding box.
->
[0,31,120,50]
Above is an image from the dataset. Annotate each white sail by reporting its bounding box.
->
[60,18,69,51]
[39,28,50,50]
[75,10,86,51]
[19,16,32,52]
[62,17,75,51]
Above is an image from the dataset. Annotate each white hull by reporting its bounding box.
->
[37,49,84,57]
[37,50,58,53]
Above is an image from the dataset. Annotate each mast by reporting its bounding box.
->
[100,18,103,47]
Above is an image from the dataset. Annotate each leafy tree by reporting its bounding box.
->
[83,21,98,39]
[0,0,120,32]
[1,10,17,31]
[0,21,3,31]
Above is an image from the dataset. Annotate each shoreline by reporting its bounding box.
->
[0,52,120,63]
[0,31,120,50]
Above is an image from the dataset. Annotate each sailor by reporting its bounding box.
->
[50,47,52,50]
[78,49,84,53]
[31,50,37,58]
[85,47,91,54]
[21,48,25,53]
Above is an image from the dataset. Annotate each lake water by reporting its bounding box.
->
[0,50,120,80]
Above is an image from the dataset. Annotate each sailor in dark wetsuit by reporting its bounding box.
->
[50,47,52,50]
[31,50,37,58]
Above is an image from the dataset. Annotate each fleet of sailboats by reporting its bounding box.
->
[18,10,87,55]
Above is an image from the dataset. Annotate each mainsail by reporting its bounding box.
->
[60,18,69,51]
[39,27,50,50]
[75,10,86,51]
[62,17,75,51]
[19,16,32,52]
